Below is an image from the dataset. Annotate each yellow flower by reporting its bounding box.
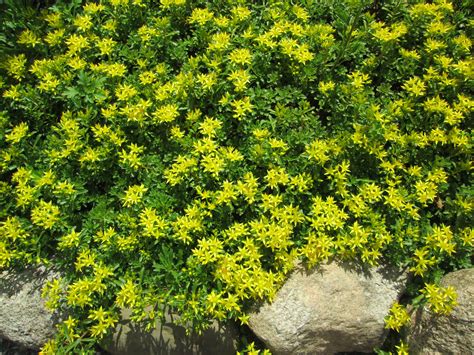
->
[197,72,217,91]
[280,37,298,55]
[422,283,458,315]
[228,69,251,92]
[58,229,81,249]
[359,183,382,203]
[3,85,21,100]
[66,278,95,307]
[139,207,168,238]
[268,138,288,153]
[237,172,259,203]
[110,0,129,7]
[427,21,452,35]
[116,279,139,308]
[67,56,87,71]
[201,153,225,177]
[94,227,116,248]
[414,180,437,205]
[96,37,116,56]
[83,2,106,13]
[402,76,426,97]
[199,117,222,137]
[400,48,420,60]
[119,144,144,170]
[238,313,250,325]
[6,54,27,81]
[75,248,96,271]
[215,180,238,205]
[37,170,56,187]
[425,38,447,53]
[301,233,334,267]
[138,25,159,42]
[306,139,330,164]
[192,237,224,265]
[459,228,473,247]
[220,146,244,162]
[409,248,436,276]
[115,83,137,101]
[38,72,60,92]
[214,16,230,28]
[170,126,185,140]
[164,155,198,186]
[18,29,41,47]
[293,4,309,21]
[5,122,28,144]
[292,43,314,64]
[229,48,252,66]
[139,70,156,85]
[160,0,186,8]
[39,339,57,355]
[66,34,89,54]
[348,71,371,89]
[209,32,231,51]
[88,306,108,322]
[426,224,456,255]
[319,81,335,94]
[289,173,312,193]
[189,8,214,25]
[122,184,148,207]
[54,180,76,195]
[44,12,62,28]
[231,6,251,21]
[62,315,80,339]
[0,217,29,241]
[252,128,270,140]
[260,193,282,211]
[90,321,110,338]
[385,302,410,332]
[453,33,472,52]
[104,63,127,77]
[231,97,253,119]
[153,103,179,123]
[74,14,93,32]
[372,21,407,42]
[395,341,409,355]
[265,167,289,189]
[384,186,406,212]
[41,278,63,310]
[31,200,61,229]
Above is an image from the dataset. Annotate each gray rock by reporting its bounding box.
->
[408,268,474,354]
[104,308,239,355]
[0,266,60,350]
[248,261,408,354]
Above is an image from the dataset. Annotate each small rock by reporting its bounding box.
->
[104,308,239,355]
[0,266,61,350]
[249,261,408,354]
[408,268,474,354]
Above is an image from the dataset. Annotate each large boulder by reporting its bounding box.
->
[249,261,408,354]
[104,308,239,355]
[0,266,60,349]
[408,268,474,354]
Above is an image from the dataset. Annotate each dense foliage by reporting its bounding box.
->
[0,0,472,353]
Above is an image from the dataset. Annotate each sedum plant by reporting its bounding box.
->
[0,0,472,353]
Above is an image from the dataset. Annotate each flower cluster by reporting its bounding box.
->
[0,0,472,353]
[384,302,411,332]
[421,283,458,315]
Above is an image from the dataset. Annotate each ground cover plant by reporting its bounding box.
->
[0,0,472,353]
